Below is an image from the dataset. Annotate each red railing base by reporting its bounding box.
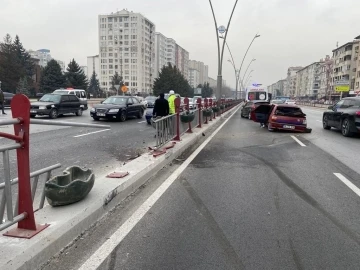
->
[3,223,50,239]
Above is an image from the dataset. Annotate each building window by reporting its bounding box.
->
[125,59,129,63]
[109,70,113,74]
[108,36,113,40]
[101,36,106,40]
[124,41,129,45]
[109,53,113,57]
[109,65,113,69]
[125,23,129,27]
[109,59,113,63]
[131,59,137,63]
[125,76,129,80]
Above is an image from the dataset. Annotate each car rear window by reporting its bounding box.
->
[275,106,304,117]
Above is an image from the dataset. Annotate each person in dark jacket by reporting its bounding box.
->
[153,93,169,117]
[0,90,6,115]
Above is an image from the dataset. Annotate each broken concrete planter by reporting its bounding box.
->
[45,166,95,206]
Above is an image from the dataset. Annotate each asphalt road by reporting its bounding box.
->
[41,106,360,270]
[0,107,155,206]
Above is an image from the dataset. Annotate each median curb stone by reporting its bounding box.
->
[0,105,241,270]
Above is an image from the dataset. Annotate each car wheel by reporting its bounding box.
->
[137,109,144,119]
[322,115,331,130]
[120,110,127,122]
[75,108,83,116]
[49,109,58,119]
[341,118,353,137]
[92,116,100,121]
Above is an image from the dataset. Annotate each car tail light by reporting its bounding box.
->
[356,111,360,117]
[271,116,277,120]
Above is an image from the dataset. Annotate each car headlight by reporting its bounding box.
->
[51,105,55,108]
[109,109,119,113]
[39,106,46,110]
[90,108,96,112]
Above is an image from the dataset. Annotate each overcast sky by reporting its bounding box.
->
[1,0,359,88]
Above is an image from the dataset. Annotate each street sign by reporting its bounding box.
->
[335,85,350,92]
[114,84,120,91]
[218,25,226,34]
[121,85,128,92]
[334,80,349,85]
[194,88,202,95]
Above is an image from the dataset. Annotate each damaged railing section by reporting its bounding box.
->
[0,163,61,231]
[154,114,176,149]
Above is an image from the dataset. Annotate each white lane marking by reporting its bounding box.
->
[291,135,306,147]
[73,129,110,138]
[138,121,146,123]
[78,107,240,270]
[334,173,360,197]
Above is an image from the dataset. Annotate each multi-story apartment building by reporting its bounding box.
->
[29,49,65,72]
[319,55,334,98]
[296,61,322,98]
[208,77,217,88]
[268,79,286,96]
[285,67,302,97]
[98,9,155,94]
[331,38,360,95]
[355,35,360,94]
[154,33,189,80]
[189,60,209,85]
[87,55,100,79]
[188,68,200,88]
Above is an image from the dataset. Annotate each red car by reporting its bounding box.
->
[251,104,311,133]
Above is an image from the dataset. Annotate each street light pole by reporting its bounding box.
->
[208,0,239,100]
[240,59,256,91]
[238,33,260,94]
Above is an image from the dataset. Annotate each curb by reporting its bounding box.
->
[0,105,240,270]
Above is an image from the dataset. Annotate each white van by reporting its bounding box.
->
[53,88,88,110]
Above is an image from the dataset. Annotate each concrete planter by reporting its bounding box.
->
[180,112,195,123]
[45,166,95,206]
[203,109,212,117]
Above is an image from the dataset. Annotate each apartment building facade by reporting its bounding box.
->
[285,67,302,97]
[98,9,155,94]
[154,33,189,80]
[188,68,200,88]
[296,62,322,98]
[87,55,100,79]
[319,55,334,98]
[331,39,360,95]
[189,60,209,85]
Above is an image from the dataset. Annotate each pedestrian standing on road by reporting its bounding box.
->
[0,89,6,115]
[153,93,169,118]
[168,90,176,115]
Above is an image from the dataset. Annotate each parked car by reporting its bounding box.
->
[271,99,285,105]
[145,96,157,108]
[53,88,88,110]
[30,94,82,119]
[251,104,311,133]
[241,101,270,119]
[3,92,15,107]
[285,99,296,105]
[90,96,145,121]
[322,97,360,137]
[136,96,148,108]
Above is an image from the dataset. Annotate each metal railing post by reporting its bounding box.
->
[3,94,49,238]
[209,99,213,121]
[173,97,181,141]
[3,150,13,222]
[197,98,202,128]
[204,98,209,124]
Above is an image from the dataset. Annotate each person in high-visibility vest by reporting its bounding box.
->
[168,90,176,114]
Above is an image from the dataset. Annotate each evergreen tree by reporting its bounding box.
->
[88,71,101,97]
[202,82,214,98]
[39,59,66,93]
[13,35,34,78]
[153,64,192,97]
[16,77,30,96]
[65,59,88,90]
[110,71,124,94]
[0,34,20,92]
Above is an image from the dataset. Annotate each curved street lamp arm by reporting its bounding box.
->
[208,0,221,75]
[219,0,239,74]
[238,33,259,79]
